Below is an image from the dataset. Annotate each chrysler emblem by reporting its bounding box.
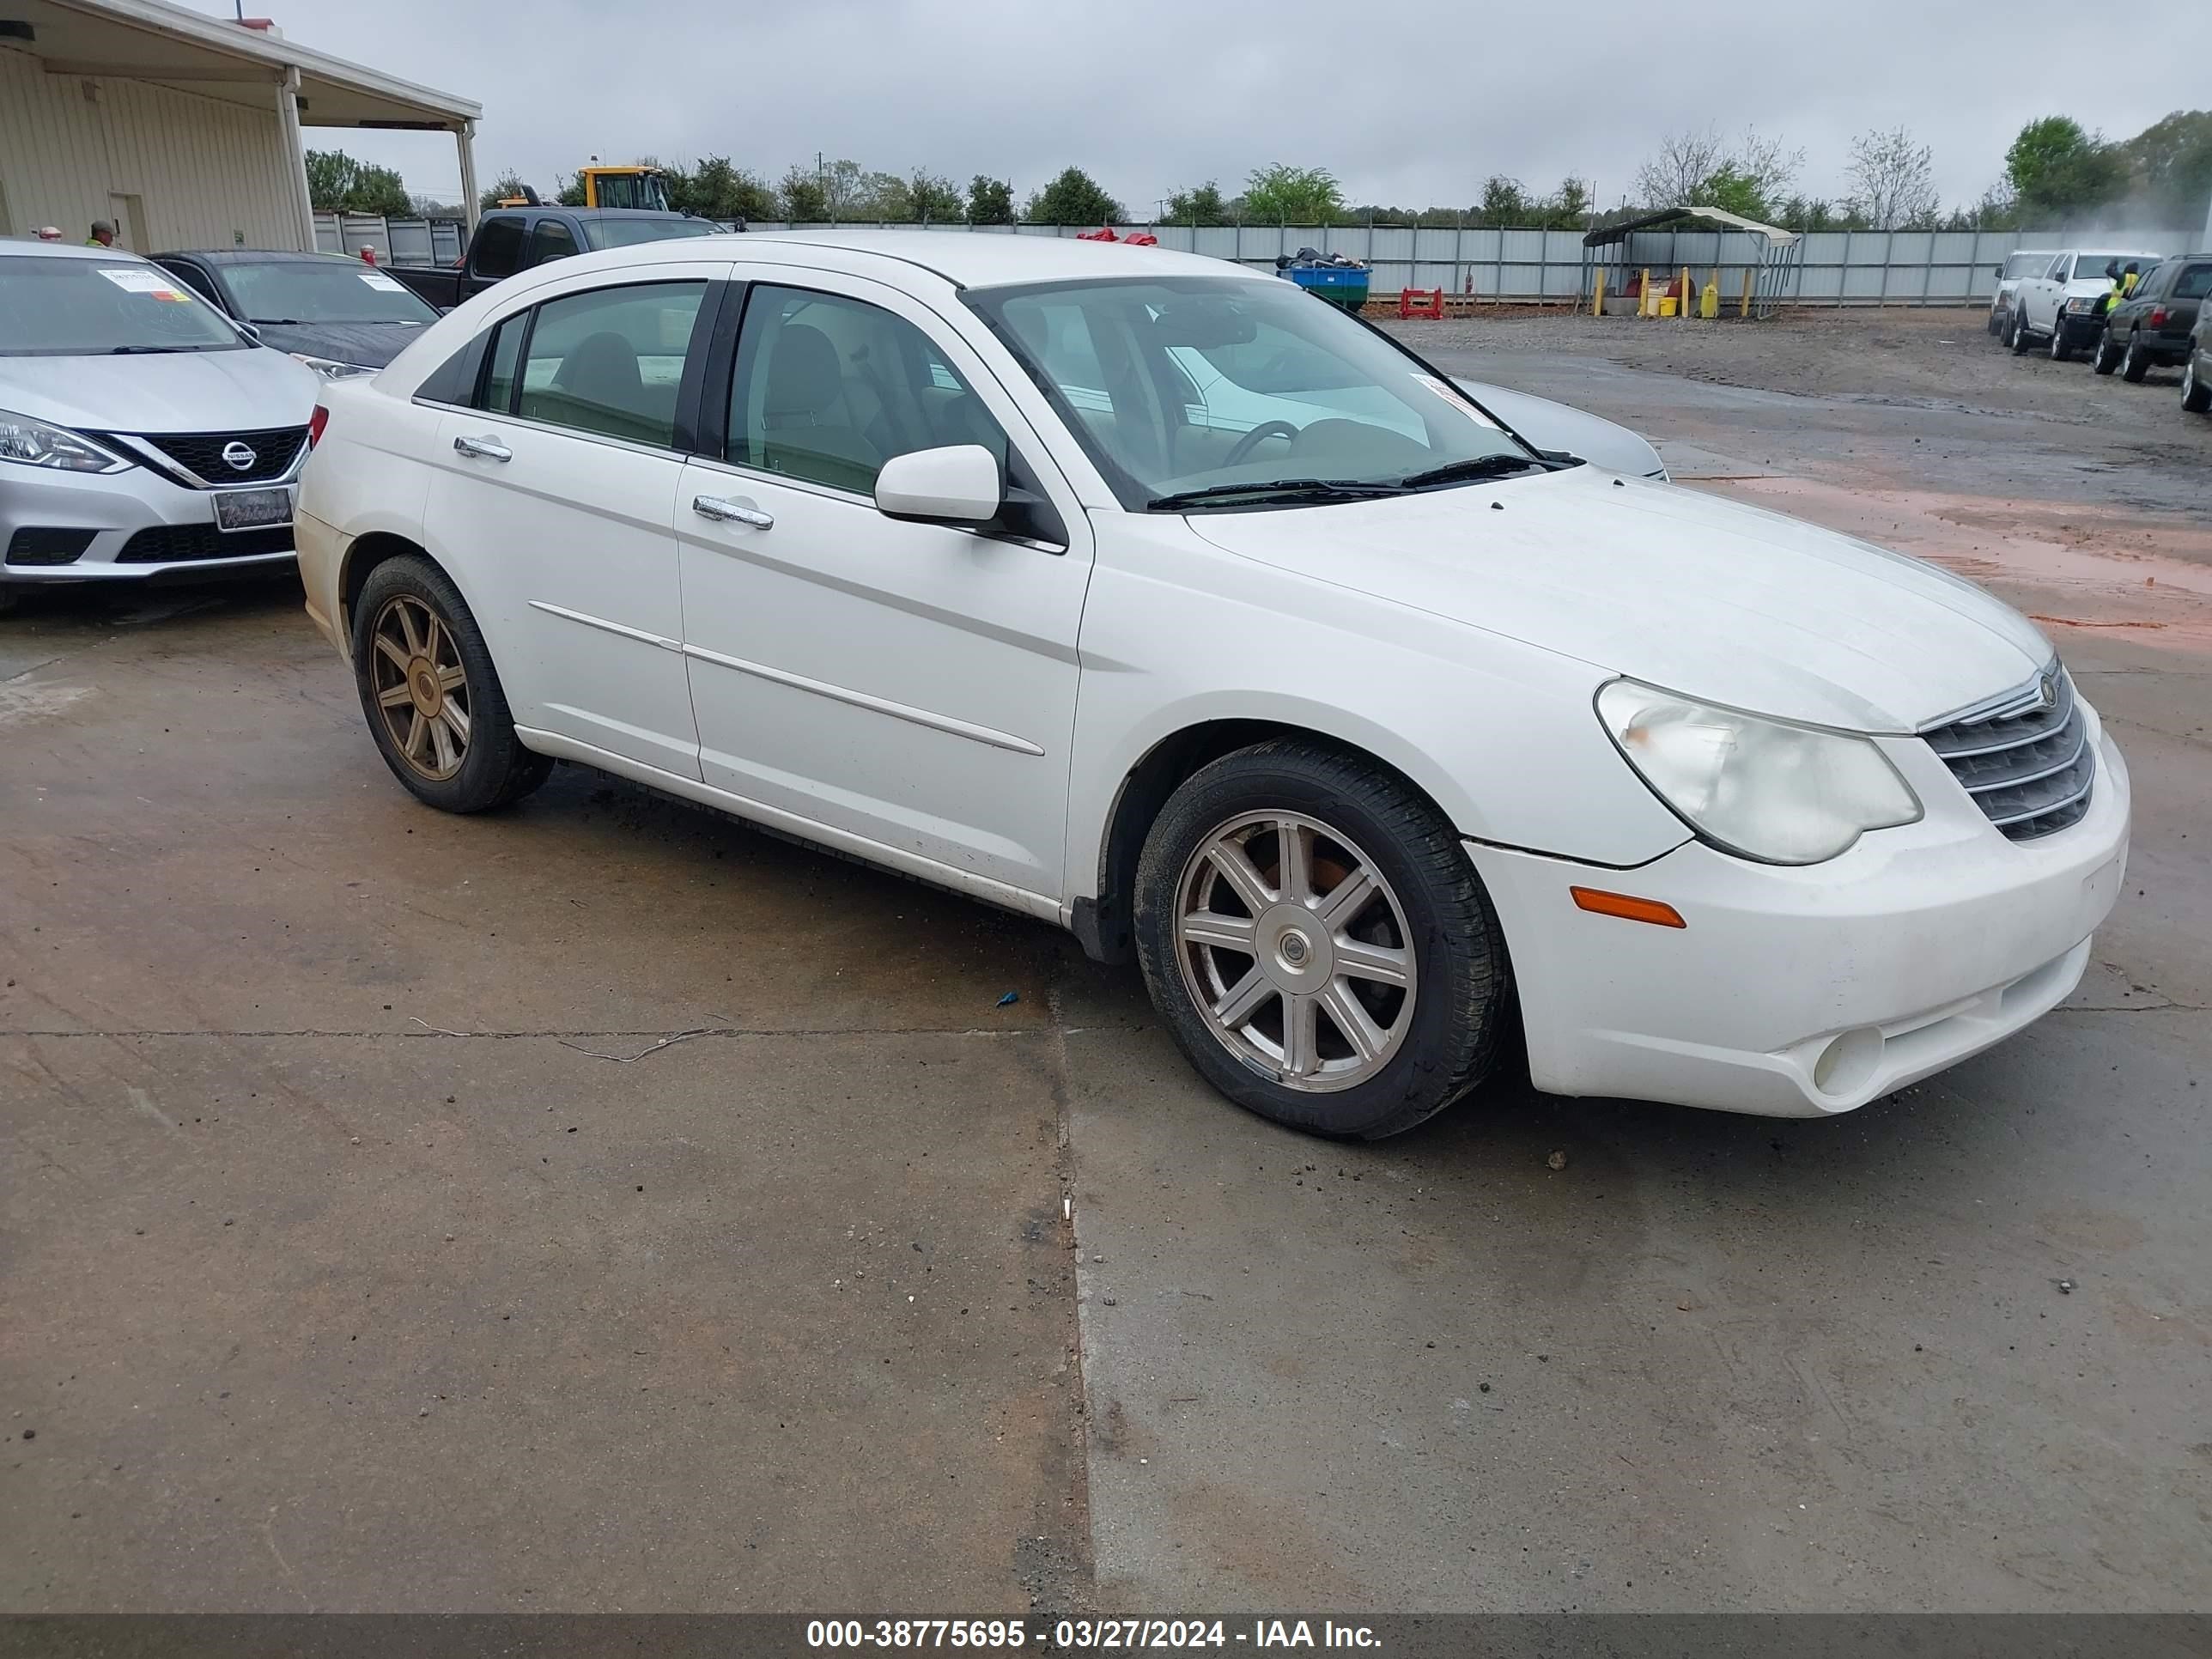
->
[220,441,257,472]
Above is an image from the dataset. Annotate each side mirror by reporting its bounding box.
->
[874,444,1002,526]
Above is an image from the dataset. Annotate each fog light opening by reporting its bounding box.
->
[1813,1026,1885,1098]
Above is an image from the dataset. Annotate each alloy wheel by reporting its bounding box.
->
[1173,811,1417,1092]
[368,593,471,781]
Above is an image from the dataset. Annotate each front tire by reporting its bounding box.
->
[2120,331,2151,383]
[2048,317,2074,361]
[2009,307,2034,353]
[351,555,551,813]
[2092,331,2121,374]
[1133,740,1508,1139]
[2184,357,2212,414]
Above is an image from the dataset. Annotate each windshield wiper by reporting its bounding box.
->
[1398,453,1551,490]
[106,344,212,355]
[1147,477,1407,511]
[247,317,304,325]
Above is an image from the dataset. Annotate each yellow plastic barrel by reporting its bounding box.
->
[1658,295,1678,318]
[1699,280,1720,319]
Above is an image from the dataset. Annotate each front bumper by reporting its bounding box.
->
[1,459,297,587]
[1469,720,2131,1118]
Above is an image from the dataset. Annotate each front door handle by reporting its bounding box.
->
[692,495,774,530]
[453,434,512,462]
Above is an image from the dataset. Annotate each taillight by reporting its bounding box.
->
[2149,307,2169,327]
[307,404,330,449]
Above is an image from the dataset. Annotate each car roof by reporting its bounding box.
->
[155,249,364,265]
[556,228,1271,291]
[487,208,698,221]
[0,239,153,261]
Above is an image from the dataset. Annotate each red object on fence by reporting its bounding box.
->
[1075,227,1119,241]
[359,246,376,265]
[1123,232,1158,246]
[1398,288,1444,319]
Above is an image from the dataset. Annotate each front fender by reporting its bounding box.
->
[1064,519,1691,907]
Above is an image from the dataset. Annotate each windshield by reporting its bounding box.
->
[2003,253,2048,278]
[963,276,1536,509]
[582,218,718,251]
[2077,253,2148,279]
[221,259,439,325]
[0,256,244,356]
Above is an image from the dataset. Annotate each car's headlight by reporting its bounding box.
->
[2065,297,2096,313]
[1597,679,1922,865]
[289,353,375,381]
[0,410,130,474]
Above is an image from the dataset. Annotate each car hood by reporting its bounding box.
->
[1453,379,1666,479]
[2062,278,2119,298]
[1183,467,2052,732]
[250,319,432,369]
[0,346,319,433]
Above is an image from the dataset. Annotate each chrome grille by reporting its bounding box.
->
[98,428,308,487]
[1923,667,2094,842]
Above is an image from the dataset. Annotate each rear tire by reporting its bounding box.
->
[2120,331,2150,383]
[2184,357,2212,414]
[350,554,551,813]
[1985,307,2002,337]
[2009,307,2034,353]
[1133,739,1508,1140]
[2092,331,2121,375]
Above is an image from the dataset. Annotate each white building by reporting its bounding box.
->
[0,0,477,252]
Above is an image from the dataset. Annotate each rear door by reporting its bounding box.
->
[672,271,1091,905]
[422,264,728,779]
[2159,261,2212,347]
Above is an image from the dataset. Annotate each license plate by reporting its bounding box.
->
[212,486,293,532]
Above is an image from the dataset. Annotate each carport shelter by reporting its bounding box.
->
[1583,207,1805,319]
[0,0,478,253]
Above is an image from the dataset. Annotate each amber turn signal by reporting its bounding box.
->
[1570,886,1686,928]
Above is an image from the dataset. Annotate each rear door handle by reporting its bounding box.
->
[453,434,511,462]
[692,495,774,530]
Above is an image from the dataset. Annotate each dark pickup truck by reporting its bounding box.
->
[2092,252,2212,381]
[388,207,721,310]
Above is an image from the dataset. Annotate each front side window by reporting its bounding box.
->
[514,281,708,447]
[965,276,1534,509]
[0,256,243,356]
[528,220,580,267]
[582,218,719,252]
[726,285,1008,495]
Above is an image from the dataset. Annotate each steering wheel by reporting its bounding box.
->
[1222,419,1300,467]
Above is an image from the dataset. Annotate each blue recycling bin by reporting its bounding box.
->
[1279,263,1370,313]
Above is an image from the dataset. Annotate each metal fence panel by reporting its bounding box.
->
[310,215,2203,307]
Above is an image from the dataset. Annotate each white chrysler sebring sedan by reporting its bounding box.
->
[295,233,2129,1139]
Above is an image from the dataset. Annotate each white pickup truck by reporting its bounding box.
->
[2008,247,2167,360]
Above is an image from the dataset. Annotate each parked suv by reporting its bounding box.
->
[2008,248,2166,360]
[1,241,317,611]
[1988,248,2055,337]
[2185,308,2212,416]
[2091,253,2212,382]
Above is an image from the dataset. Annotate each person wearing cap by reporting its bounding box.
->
[86,220,117,247]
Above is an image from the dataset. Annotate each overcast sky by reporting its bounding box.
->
[197,0,2211,222]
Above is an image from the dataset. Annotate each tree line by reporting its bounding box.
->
[314,109,2208,232]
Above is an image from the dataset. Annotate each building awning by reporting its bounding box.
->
[1583,207,1800,249]
[5,0,478,128]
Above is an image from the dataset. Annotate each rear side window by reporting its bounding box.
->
[472,218,525,280]
[2172,264,2212,302]
[516,281,708,447]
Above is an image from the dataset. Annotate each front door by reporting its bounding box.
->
[423,270,722,779]
[674,275,1091,906]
